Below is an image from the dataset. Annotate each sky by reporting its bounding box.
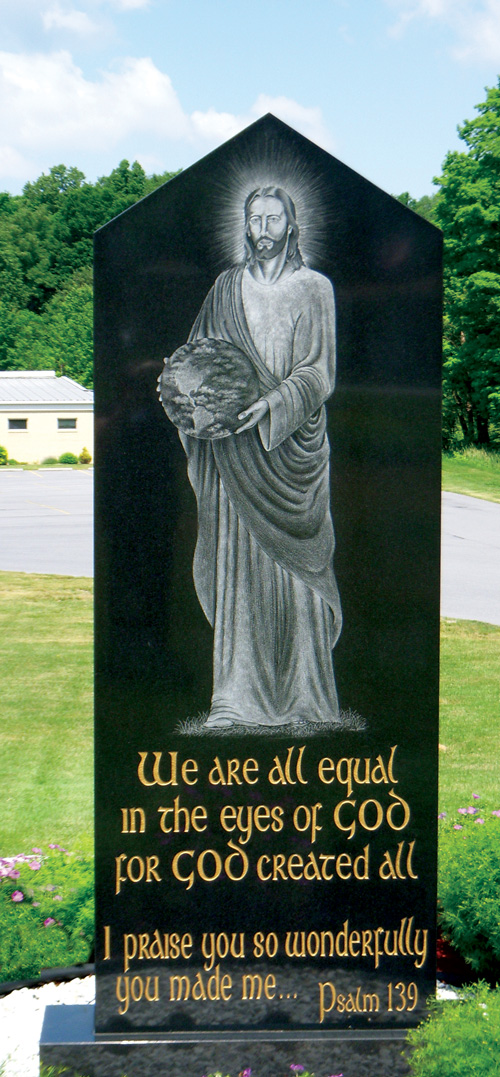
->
[1,0,500,199]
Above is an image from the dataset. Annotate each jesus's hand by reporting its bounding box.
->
[236,398,269,433]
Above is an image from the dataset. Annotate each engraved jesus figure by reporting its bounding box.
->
[180,185,342,729]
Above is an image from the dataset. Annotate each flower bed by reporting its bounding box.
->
[438,796,500,980]
[203,1068,343,1077]
[0,844,94,983]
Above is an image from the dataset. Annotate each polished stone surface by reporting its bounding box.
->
[41,1005,412,1076]
[91,115,442,1048]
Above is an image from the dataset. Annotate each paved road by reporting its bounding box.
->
[0,471,499,624]
[440,491,500,625]
[0,469,93,577]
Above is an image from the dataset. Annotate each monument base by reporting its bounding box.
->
[40,1005,412,1076]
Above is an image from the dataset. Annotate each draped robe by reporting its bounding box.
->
[180,264,342,726]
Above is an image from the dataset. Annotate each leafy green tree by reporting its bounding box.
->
[0,270,93,385]
[0,159,178,386]
[52,160,177,280]
[0,197,59,311]
[23,165,86,212]
[44,272,94,386]
[0,301,51,373]
[435,81,500,446]
[395,191,438,224]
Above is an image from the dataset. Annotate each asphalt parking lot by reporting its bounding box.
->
[0,468,93,577]
[0,469,499,624]
[440,491,500,625]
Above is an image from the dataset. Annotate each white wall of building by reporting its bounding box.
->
[0,407,93,463]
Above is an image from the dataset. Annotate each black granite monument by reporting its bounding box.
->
[41,114,442,1077]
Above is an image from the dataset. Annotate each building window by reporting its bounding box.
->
[58,418,77,430]
[8,418,27,430]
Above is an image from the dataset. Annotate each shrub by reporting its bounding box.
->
[58,452,78,465]
[78,446,92,465]
[406,982,500,1076]
[41,457,58,466]
[438,800,500,977]
[446,445,500,464]
[0,446,7,465]
[0,845,94,982]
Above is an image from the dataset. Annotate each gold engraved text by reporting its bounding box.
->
[115,854,161,895]
[137,751,198,787]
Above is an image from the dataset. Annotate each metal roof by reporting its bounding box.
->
[0,371,93,405]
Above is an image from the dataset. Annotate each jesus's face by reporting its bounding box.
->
[246,195,290,261]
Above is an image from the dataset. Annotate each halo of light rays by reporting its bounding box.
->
[207,132,335,272]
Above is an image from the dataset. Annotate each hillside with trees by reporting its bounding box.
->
[0,161,177,387]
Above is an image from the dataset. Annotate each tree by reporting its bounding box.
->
[43,271,94,387]
[0,160,178,386]
[0,196,60,311]
[23,165,86,212]
[0,269,93,384]
[395,191,438,224]
[435,81,500,446]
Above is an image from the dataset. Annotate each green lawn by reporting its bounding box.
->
[442,447,500,502]
[0,572,93,855]
[439,618,500,811]
[0,572,498,854]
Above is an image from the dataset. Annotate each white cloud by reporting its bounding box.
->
[0,49,334,186]
[190,108,242,144]
[387,0,461,37]
[191,95,334,154]
[453,0,500,61]
[387,0,500,61]
[110,0,151,8]
[0,144,38,181]
[0,52,189,149]
[42,5,98,34]
[249,95,335,152]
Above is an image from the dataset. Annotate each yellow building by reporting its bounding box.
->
[0,371,93,464]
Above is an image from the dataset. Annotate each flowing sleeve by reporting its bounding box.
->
[258,273,336,451]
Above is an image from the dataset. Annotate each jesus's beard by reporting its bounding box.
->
[251,231,289,261]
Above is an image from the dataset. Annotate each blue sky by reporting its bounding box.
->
[1,0,500,197]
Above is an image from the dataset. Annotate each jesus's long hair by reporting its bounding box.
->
[243,186,304,269]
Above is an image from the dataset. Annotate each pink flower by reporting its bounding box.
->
[491,810,500,817]
[49,844,61,850]
[457,808,467,815]
[32,847,42,854]
[29,861,41,870]
[475,818,485,824]
[11,891,24,902]
[43,917,56,927]
[438,811,447,819]
[467,806,477,814]
[453,824,463,830]
[54,895,62,901]
[8,870,20,879]
[472,794,480,800]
